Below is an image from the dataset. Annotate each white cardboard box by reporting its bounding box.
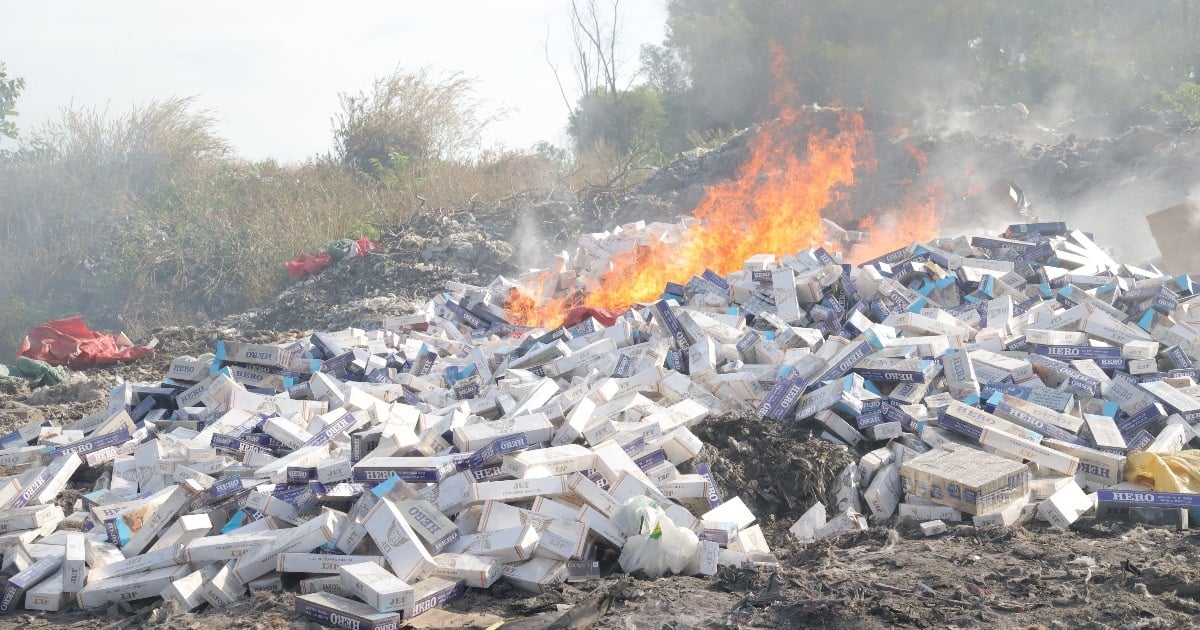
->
[362,498,436,583]
[338,561,415,613]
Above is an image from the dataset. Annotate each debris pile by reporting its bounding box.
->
[7,219,1200,627]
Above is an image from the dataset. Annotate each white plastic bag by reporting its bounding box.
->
[615,496,700,578]
[613,495,660,536]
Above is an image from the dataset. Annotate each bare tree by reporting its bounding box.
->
[547,0,626,115]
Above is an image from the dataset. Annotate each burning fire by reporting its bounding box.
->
[846,139,943,262]
[506,48,943,328]
[847,181,944,263]
[584,102,868,314]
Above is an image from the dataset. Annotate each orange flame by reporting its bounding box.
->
[847,181,944,263]
[502,270,566,330]
[505,47,943,327]
[846,141,943,263]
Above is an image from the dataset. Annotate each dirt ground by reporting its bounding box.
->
[3,366,1199,630]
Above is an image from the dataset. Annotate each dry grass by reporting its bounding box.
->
[0,63,653,358]
[0,98,561,357]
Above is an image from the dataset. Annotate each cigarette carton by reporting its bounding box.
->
[295,591,403,630]
[898,502,962,522]
[148,513,212,553]
[576,505,626,548]
[978,427,1079,476]
[184,531,276,564]
[432,553,502,588]
[362,498,436,583]
[815,508,868,540]
[248,573,284,594]
[232,510,342,584]
[0,555,61,613]
[1083,413,1126,450]
[215,340,303,369]
[565,472,618,517]
[501,444,595,479]
[989,393,1084,440]
[865,421,903,441]
[300,575,353,597]
[479,501,588,560]
[553,397,598,447]
[862,463,901,520]
[119,485,190,556]
[936,401,1041,444]
[919,520,947,536]
[403,576,467,619]
[1096,489,1200,509]
[352,457,458,484]
[24,568,66,612]
[940,350,980,398]
[1139,380,1200,423]
[607,471,670,507]
[1129,358,1159,375]
[1042,439,1126,486]
[88,544,185,582]
[471,476,569,504]
[1147,422,1189,453]
[338,561,414,613]
[277,553,384,574]
[700,497,755,530]
[900,448,1030,515]
[0,445,46,468]
[61,532,86,593]
[0,505,63,535]
[161,564,222,611]
[1038,480,1093,529]
[445,524,540,563]
[1122,340,1161,360]
[451,414,554,453]
[76,564,189,609]
[729,524,770,556]
[501,557,568,594]
[971,494,1030,528]
[84,537,125,569]
[397,499,459,553]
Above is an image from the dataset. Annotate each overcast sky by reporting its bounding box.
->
[1,1,667,162]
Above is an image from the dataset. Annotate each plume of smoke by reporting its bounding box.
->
[512,199,549,271]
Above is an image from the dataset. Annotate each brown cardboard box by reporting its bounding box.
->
[900,447,1030,515]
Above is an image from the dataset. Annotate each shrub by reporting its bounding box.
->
[1163,81,1200,121]
[333,68,498,177]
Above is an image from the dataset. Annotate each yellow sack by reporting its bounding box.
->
[1126,450,1200,493]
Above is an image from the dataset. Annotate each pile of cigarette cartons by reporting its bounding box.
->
[5,220,1200,625]
[516,220,1200,532]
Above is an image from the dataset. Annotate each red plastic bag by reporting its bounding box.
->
[17,315,154,369]
[353,237,380,257]
[285,252,332,280]
[562,305,620,329]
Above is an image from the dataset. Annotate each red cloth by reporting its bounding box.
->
[17,316,154,369]
[562,305,620,329]
[285,252,332,280]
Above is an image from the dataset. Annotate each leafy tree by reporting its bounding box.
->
[0,62,25,140]
[568,85,669,158]
[640,0,1200,145]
